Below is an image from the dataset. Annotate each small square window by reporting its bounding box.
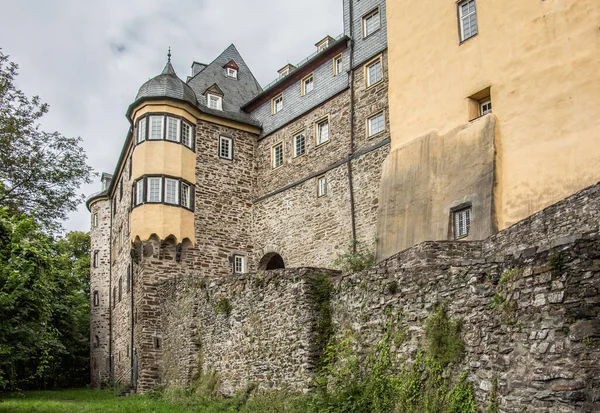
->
[453,207,471,239]
[166,117,181,142]
[219,136,233,160]
[293,133,306,158]
[272,142,284,169]
[226,67,238,79]
[302,74,314,96]
[363,8,381,38]
[207,94,223,110]
[181,122,193,148]
[137,118,147,143]
[149,116,164,140]
[333,54,343,76]
[272,94,283,114]
[316,117,330,146]
[458,0,478,42]
[181,182,191,209]
[233,255,246,274]
[317,175,328,197]
[165,178,179,205]
[479,99,492,116]
[147,177,162,203]
[367,112,385,137]
[366,58,383,87]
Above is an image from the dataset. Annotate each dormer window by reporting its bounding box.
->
[280,68,290,78]
[226,67,238,79]
[207,93,223,110]
[316,36,335,53]
[318,41,329,52]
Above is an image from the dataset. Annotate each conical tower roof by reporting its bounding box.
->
[134,58,197,107]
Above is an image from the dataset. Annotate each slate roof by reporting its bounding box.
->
[135,61,198,107]
[187,44,262,126]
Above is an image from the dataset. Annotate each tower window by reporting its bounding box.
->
[113,287,117,309]
[165,178,179,205]
[147,177,162,203]
[367,112,385,137]
[137,118,147,143]
[93,251,99,268]
[315,117,330,146]
[272,142,284,169]
[93,213,98,228]
[149,116,164,140]
[94,335,100,349]
[458,0,478,42]
[118,277,122,302]
[317,175,328,197]
[181,122,193,148]
[479,99,492,116]
[93,291,99,307]
[166,117,181,142]
[219,136,233,160]
[153,336,161,349]
[366,57,383,87]
[293,132,306,158]
[207,94,222,110]
[362,7,381,38]
[181,183,191,209]
[126,265,131,293]
[135,179,145,205]
[233,255,246,274]
[453,207,472,239]
[302,74,314,96]
[272,94,283,114]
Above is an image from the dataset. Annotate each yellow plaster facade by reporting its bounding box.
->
[385,0,600,231]
[130,204,195,244]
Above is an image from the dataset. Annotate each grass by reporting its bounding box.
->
[0,389,194,413]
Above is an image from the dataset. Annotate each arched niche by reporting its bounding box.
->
[258,252,285,271]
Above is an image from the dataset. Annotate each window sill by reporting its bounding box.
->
[459,32,478,46]
[292,152,307,160]
[365,79,384,92]
[367,130,386,140]
[362,27,381,40]
[315,139,331,149]
[271,164,284,171]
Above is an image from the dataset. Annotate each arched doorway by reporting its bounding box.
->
[258,252,285,270]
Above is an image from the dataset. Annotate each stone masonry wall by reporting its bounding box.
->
[158,268,339,395]
[331,182,600,412]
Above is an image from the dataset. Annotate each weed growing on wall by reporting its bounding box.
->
[309,273,334,370]
[214,298,232,316]
[333,239,375,273]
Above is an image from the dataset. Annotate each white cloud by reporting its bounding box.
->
[0,0,343,233]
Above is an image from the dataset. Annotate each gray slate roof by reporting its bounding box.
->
[135,61,198,107]
[187,44,262,126]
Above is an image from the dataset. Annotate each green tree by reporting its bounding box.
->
[0,50,93,231]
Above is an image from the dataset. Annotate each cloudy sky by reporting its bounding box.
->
[0,0,343,233]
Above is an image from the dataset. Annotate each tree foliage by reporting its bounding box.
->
[0,50,93,231]
[0,208,90,390]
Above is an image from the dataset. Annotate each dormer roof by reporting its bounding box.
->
[223,60,239,70]
[204,83,224,97]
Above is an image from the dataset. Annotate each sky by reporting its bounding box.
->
[0,0,343,233]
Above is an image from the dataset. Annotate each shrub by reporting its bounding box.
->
[332,239,375,273]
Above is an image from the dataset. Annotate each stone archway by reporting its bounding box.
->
[258,252,285,270]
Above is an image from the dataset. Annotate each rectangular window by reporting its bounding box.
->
[366,58,383,87]
[137,118,147,143]
[149,116,164,140]
[293,133,306,158]
[363,8,381,38]
[119,179,123,201]
[333,54,343,76]
[181,122,193,148]
[166,117,180,142]
[367,112,385,137]
[219,136,233,160]
[226,67,238,78]
[453,207,472,239]
[165,178,179,205]
[181,182,191,209]
[113,287,116,309]
[272,94,283,114]
[135,180,144,205]
[118,277,122,302]
[207,94,222,110]
[272,142,284,169]
[93,213,98,228]
[93,291,99,307]
[93,251,99,268]
[317,175,328,197]
[233,255,246,274]
[316,117,330,146]
[147,177,162,203]
[480,99,492,116]
[458,0,478,42]
[302,74,314,96]
[126,265,131,292]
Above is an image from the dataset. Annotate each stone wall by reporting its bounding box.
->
[158,268,339,395]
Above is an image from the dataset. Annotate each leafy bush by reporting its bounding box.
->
[332,239,375,273]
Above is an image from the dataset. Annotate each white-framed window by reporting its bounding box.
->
[293,133,306,158]
[367,112,385,137]
[181,122,193,148]
[93,291,99,307]
[149,116,164,140]
[317,175,328,197]
[226,67,238,79]
[316,117,330,146]
[363,8,381,38]
[272,94,283,114]
[366,58,383,87]
[165,178,179,205]
[93,213,98,228]
[233,254,246,274]
[137,117,147,143]
[479,99,492,116]
[272,142,284,169]
[147,177,162,202]
[334,54,343,76]
[219,136,233,160]
[166,116,180,142]
[207,93,223,110]
[302,74,314,96]
[135,179,144,205]
[458,0,478,42]
[93,251,99,268]
[453,207,471,239]
[279,67,290,78]
[181,182,191,209]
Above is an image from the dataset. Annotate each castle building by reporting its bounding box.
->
[87,0,389,389]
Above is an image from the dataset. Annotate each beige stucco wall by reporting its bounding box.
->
[386,0,600,231]
[131,143,196,184]
[131,204,194,244]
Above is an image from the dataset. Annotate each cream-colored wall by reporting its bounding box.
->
[386,0,600,229]
[130,204,195,244]
[131,143,196,184]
